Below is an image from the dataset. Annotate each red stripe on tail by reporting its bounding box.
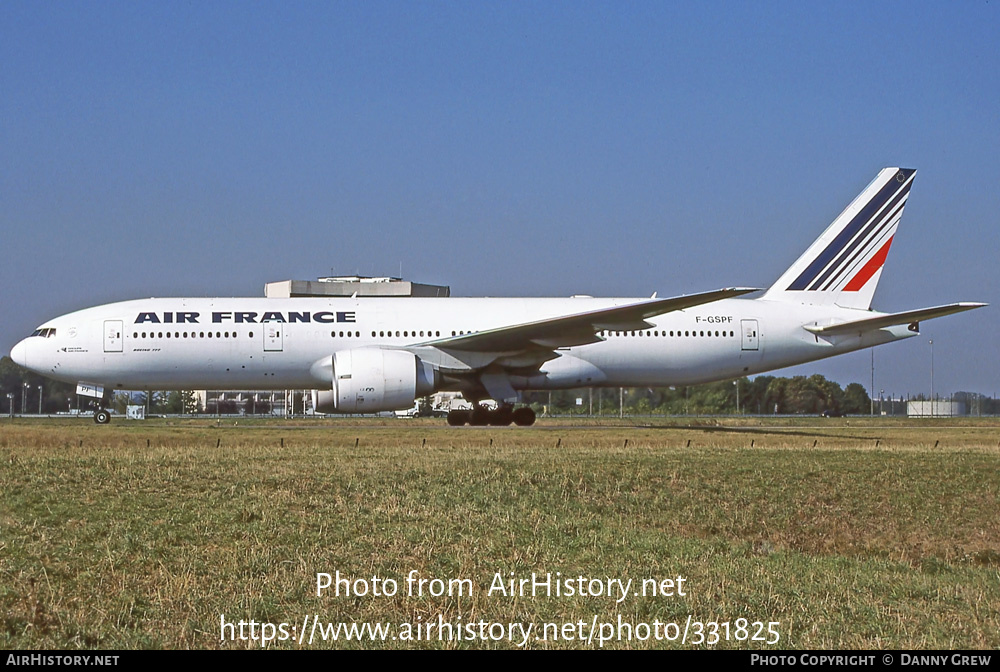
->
[844,236,894,292]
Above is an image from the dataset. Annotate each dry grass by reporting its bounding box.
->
[1,417,998,649]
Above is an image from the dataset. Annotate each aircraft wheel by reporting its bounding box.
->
[94,409,111,425]
[490,407,514,426]
[447,410,469,426]
[512,407,536,426]
[469,407,490,426]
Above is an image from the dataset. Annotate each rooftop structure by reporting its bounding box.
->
[264,275,450,298]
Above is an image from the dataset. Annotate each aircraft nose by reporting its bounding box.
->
[10,339,28,369]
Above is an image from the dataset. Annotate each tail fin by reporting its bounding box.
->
[763,167,916,309]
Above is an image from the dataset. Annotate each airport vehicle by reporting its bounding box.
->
[395,392,468,418]
[9,168,985,426]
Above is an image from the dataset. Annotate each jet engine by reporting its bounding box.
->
[312,348,437,413]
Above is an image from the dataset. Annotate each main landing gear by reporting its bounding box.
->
[446,404,536,427]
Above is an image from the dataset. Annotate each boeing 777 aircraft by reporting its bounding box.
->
[9,168,985,426]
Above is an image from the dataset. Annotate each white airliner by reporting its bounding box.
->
[9,168,985,425]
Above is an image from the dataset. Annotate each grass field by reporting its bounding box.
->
[1,416,998,649]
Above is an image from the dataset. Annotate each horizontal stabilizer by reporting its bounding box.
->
[803,302,987,336]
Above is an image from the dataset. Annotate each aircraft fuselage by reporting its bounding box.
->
[11,295,913,393]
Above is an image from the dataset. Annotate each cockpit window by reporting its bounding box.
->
[30,328,56,338]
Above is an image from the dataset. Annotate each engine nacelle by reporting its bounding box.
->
[312,348,437,414]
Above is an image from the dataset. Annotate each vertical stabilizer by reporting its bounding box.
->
[763,167,916,309]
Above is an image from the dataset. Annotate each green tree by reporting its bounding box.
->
[843,383,870,414]
[765,377,788,414]
[811,374,845,414]
[745,375,774,414]
[111,392,131,414]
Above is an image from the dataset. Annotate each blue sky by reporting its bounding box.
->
[2,2,998,397]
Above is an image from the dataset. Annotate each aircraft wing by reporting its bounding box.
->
[427,287,759,352]
[804,302,987,336]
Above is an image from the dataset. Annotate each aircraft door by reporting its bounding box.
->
[741,319,759,351]
[104,320,123,353]
[263,322,284,352]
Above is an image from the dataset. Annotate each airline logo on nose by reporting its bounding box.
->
[134,311,357,324]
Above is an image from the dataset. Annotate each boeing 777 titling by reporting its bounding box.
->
[9,168,986,425]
